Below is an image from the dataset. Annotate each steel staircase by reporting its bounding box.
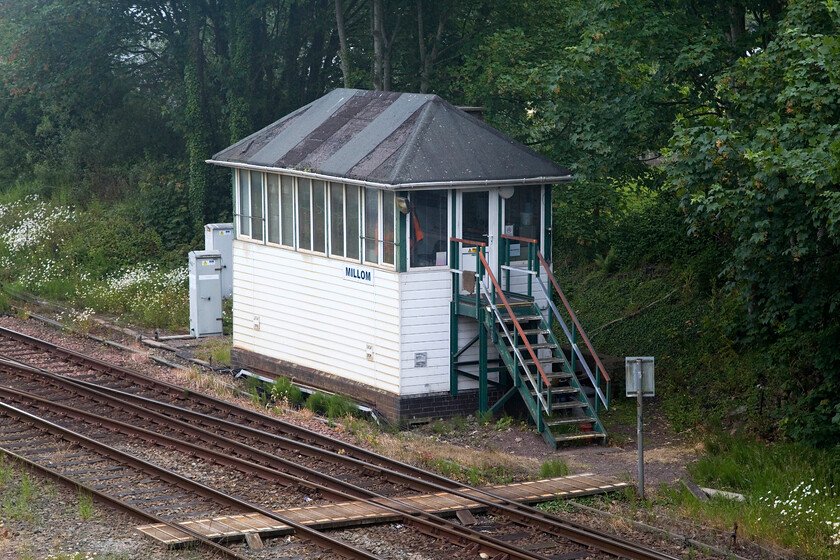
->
[486,300,607,448]
[450,236,611,449]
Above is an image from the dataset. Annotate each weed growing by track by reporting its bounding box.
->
[193,338,232,366]
[0,455,38,523]
[77,490,95,520]
[539,458,569,478]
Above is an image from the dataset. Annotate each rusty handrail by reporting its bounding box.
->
[450,237,486,247]
[500,234,539,244]
[537,251,610,383]
[476,251,552,391]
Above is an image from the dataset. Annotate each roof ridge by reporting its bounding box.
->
[384,95,440,184]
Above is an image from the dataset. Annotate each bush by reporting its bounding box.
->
[270,376,303,406]
[305,391,358,419]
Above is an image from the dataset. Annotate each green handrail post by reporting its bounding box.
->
[479,303,488,414]
[450,239,460,397]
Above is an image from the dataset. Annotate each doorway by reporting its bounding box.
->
[457,190,497,295]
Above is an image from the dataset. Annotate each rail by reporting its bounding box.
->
[0,326,677,560]
[500,235,611,412]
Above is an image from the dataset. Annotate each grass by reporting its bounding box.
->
[430,419,452,435]
[1,455,38,523]
[375,429,540,484]
[193,338,232,366]
[344,415,383,446]
[539,458,570,478]
[183,366,235,399]
[304,391,358,420]
[660,433,840,559]
[270,376,304,407]
[77,489,95,519]
[43,552,133,560]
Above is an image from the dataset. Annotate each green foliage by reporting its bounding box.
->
[475,410,494,426]
[344,416,381,446]
[0,188,187,330]
[672,433,840,559]
[304,391,358,420]
[669,1,840,445]
[2,465,37,523]
[430,419,452,435]
[125,160,195,253]
[451,415,468,431]
[270,376,304,407]
[494,414,514,431]
[416,454,515,486]
[243,376,270,407]
[77,489,94,520]
[539,458,569,478]
[194,339,232,367]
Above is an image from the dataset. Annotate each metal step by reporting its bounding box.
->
[497,314,543,324]
[521,372,572,385]
[552,432,607,443]
[520,328,550,337]
[521,356,566,367]
[506,342,556,352]
[536,386,579,396]
[549,401,589,411]
[545,416,596,427]
[487,301,533,311]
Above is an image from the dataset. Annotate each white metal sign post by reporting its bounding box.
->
[626,356,654,500]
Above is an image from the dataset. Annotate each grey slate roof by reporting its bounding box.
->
[210,88,571,189]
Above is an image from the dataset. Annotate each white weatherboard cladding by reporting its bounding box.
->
[399,269,452,395]
[232,241,400,394]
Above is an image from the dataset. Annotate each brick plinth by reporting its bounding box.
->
[232,347,502,423]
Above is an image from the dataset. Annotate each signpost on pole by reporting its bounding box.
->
[625,356,654,500]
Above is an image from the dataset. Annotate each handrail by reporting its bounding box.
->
[500,234,539,244]
[450,237,486,247]
[476,251,552,391]
[537,251,610,383]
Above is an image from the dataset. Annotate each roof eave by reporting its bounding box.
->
[207,159,573,189]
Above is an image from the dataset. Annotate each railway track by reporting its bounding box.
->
[0,326,683,560]
[0,399,377,560]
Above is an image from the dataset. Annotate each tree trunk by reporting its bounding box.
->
[372,0,384,90]
[227,0,255,143]
[417,1,452,93]
[335,0,351,87]
[185,0,212,230]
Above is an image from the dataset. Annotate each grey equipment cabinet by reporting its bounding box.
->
[189,250,223,337]
[204,223,234,298]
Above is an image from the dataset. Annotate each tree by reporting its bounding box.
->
[457,1,787,258]
[669,0,840,445]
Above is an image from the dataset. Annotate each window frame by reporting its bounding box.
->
[237,169,252,238]
[234,169,397,269]
[407,189,450,270]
